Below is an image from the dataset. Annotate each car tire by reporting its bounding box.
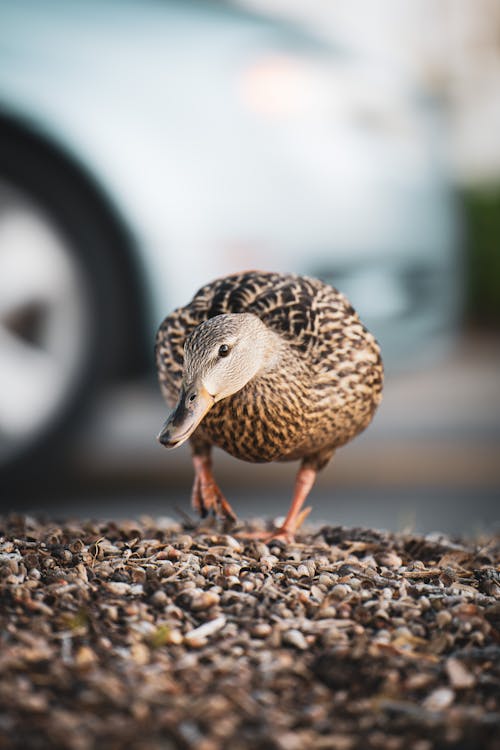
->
[0,119,145,494]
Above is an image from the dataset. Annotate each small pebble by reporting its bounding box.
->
[251,623,273,638]
[318,573,336,587]
[331,584,351,599]
[445,658,475,689]
[190,591,220,611]
[436,610,452,628]
[282,629,308,650]
[151,590,169,607]
[104,582,131,596]
[378,551,403,568]
[184,616,226,643]
[75,646,97,669]
[176,535,193,550]
[223,563,240,577]
[423,687,454,711]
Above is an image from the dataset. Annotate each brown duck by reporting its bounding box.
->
[156,271,383,540]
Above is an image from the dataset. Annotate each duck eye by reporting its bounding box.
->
[188,393,197,403]
[218,344,230,357]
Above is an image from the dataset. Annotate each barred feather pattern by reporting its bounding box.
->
[155,271,383,470]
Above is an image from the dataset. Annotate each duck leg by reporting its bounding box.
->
[262,449,335,542]
[239,461,318,543]
[191,453,237,522]
[266,465,316,542]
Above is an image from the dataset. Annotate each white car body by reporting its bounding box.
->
[0,0,460,476]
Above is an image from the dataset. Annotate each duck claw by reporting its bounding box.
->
[191,456,237,522]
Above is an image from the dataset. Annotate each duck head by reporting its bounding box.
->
[158,313,280,448]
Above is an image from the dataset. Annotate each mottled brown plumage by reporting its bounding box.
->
[156,271,383,539]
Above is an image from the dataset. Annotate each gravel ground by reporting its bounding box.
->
[0,514,499,750]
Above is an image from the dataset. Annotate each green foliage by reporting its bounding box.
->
[462,186,500,327]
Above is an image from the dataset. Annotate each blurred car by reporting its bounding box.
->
[0,0,460,482]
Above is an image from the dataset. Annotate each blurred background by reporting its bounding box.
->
[0,0,498,535]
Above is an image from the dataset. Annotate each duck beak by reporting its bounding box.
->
[157,383,214,449]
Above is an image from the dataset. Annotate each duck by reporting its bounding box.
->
[155,271,383,540]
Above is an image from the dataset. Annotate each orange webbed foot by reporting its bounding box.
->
[191,455,237,522]
[238,505,312,543]
[264,505,313,543]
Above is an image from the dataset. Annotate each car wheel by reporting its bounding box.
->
[0,122,141,490]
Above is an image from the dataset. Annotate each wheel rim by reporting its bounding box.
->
[0,180,89,463]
